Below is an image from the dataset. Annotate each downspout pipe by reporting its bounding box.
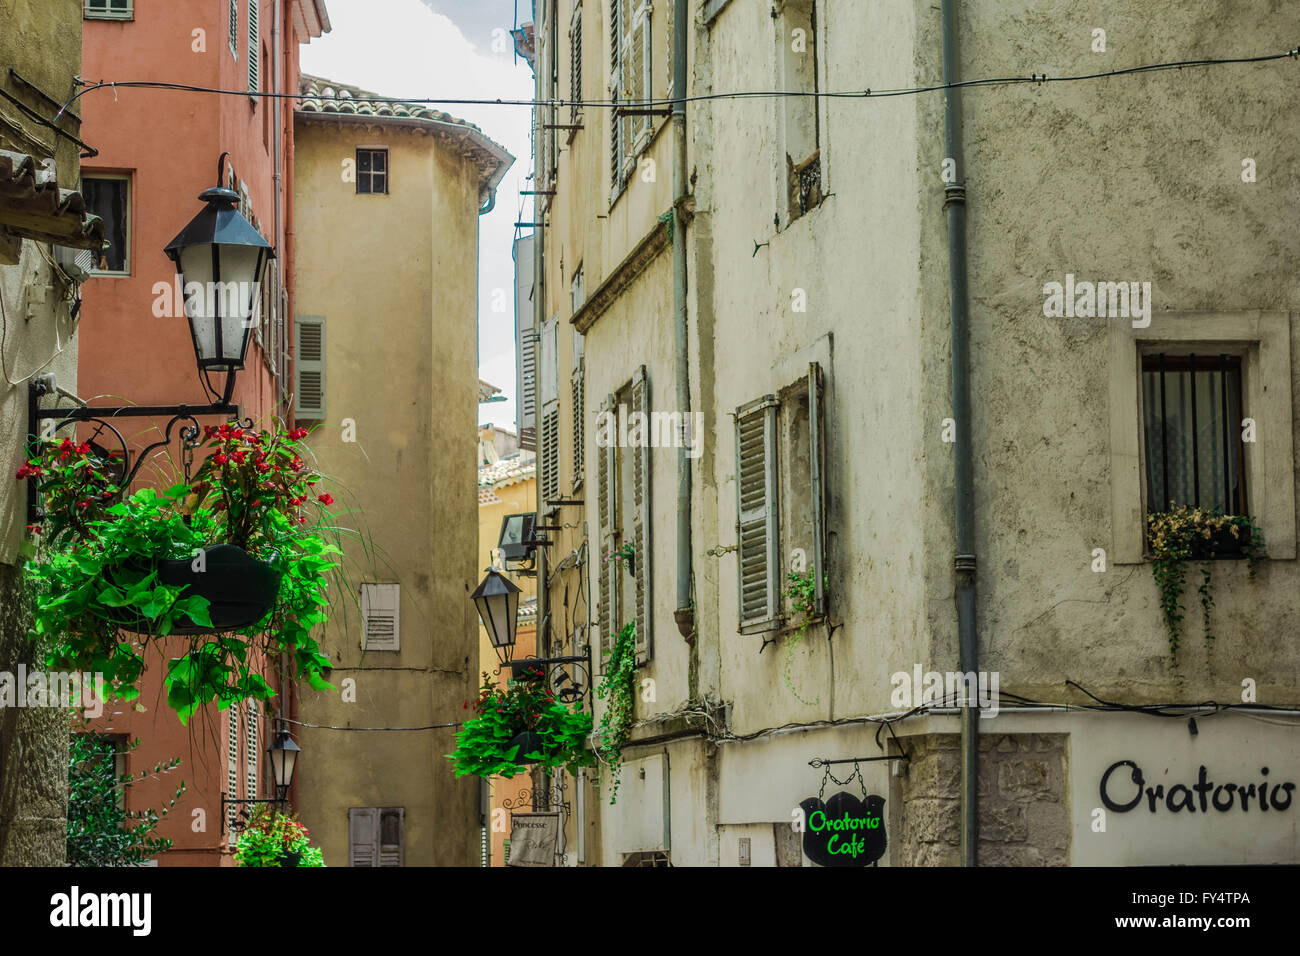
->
[671,0,693,643]
[940,0,979,866]
[533,27,548,659]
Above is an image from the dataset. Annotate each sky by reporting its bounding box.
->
[300,0,535,432]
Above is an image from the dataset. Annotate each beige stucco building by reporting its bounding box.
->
[522,0,1300,865]
[291,75,511,866]
[0,0,103,867]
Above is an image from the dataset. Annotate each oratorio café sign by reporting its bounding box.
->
[798,792,887,867]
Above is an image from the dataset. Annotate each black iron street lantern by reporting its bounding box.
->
[267,730,300,801]
[473,566,522,665]
[164,186,273,373]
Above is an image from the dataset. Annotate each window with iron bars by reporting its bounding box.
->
[1141,352,1246,517]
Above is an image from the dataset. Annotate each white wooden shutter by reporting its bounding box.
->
[361,583,400,651]
[515,237,537,450]
[629,0,653,153]
[808,362,826,616]
[245,700,259,800]
[226,705,240,831]
[631,366,652,663]
[572,361,585,487]
[597,393,619,658]
[379,808,405,866]
[349,808,379,867]
[736,396,780,631]
[295,315,325,420]
[609,0,625,196]
[247,0,260,95]
[228,0,238,55]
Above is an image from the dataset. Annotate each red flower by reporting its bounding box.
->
[232,451,247,464]
[317,493,334,506]
[25,524,40,535]
[257,463,271,473]
[232,428,243,439]
[298,515,308,525]
[76,443,91,455]
[214,453,229,465]
[289,427,308,440]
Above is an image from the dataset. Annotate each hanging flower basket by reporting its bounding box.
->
[18,422,343,722]
[447,670,594,779]
[101,544,282,635]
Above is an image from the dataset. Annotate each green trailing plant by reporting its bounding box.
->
[232,805,325,867]
[783,569,827,706]
[19,422,340,722]
[447,669,594,778]
[595,621,637,804]
[66,713,186,867]
[1147,506,1263,658]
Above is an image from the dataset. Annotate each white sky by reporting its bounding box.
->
[300,0,534,432]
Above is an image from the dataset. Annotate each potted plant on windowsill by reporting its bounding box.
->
[18,422,342,721]
[605,542,636,577]
[446,668,594,779]
[1146,505,1264,658]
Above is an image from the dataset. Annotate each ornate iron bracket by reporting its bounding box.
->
[507,644,593,706]
[220,793,288,834]
[24,373,245,527]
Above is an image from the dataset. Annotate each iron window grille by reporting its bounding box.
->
[1141,352,1246,516]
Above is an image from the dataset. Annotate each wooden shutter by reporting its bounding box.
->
[542,407,561,502]
[572,358,585,488]
[379,808,405,866]
[666,0,675,98]
[228,0,238,54]
[245,700,259,801]
[295,315,325,420]
[631,366,652,663]
[226,705,240,830]
[349,808,378,867]
[570,2,583,123]
[609,0,625,196]
[361,583,400,651]
[629,0,653,153]
[247,0,260,95]
[597,393,619,658]
[808,362,826,616]
[735,396,780,631]
[515,239,537,451]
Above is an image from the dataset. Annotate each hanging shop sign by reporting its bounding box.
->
[507,812,561,867]
[799,792,887,867]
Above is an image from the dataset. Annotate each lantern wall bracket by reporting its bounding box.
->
[507,645,593,706]
[25,372,245,526]
[219,793,289,834]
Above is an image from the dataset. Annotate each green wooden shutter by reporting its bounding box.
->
[736,396,780,631]
[247,0,260,95]
[808,362,826,615]
[629,0,653,153]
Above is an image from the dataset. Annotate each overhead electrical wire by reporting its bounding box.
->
[56,45,1300,121]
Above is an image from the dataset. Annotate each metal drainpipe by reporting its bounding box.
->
[940,0,979,866]
[671,0,693,645]
[534,36,548,661]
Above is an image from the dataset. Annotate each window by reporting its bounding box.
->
[81,175,129,274]
[734,363,826,633]
[1142,353,1246,517]
[295,315,325,420]
[596,366,652,665]
[1108,313,1296,563]
[361,583,400,651]
[776,0,823,222]
[84,0,132,20]
[73,734,127,810]
[356,148,389,195]
[229,0,239,57]
[349,807,405,866]
[247,0,260,96]
[609,0,652,201]
[570,2,584,125]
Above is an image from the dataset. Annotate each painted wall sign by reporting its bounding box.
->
[1100,760,1297,814]
[798,792,887,867]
